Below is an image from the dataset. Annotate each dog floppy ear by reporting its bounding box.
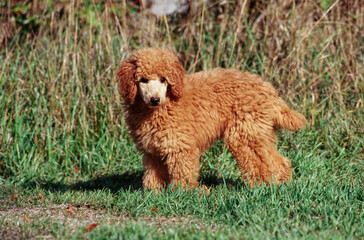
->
[168,59,185,100]
[117,59,137,103]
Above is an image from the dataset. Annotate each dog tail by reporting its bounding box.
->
[274,101,307,131]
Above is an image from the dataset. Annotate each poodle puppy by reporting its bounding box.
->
[117,48,307,192]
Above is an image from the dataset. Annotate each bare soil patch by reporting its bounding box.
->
[1,204,214,239]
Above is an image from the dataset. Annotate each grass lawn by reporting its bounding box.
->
[0,1,363,239]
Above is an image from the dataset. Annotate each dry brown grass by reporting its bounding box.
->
[1,0,362,120]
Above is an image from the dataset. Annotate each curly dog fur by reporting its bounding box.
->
[117,48,307,191]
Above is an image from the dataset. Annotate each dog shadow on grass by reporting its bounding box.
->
[70,171,145,193]
[24,171,144,194]
[24,171,242,194]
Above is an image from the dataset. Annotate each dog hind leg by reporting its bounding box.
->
[224,129,292,186]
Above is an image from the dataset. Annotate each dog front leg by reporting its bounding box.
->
[165,149,201,190]
[142,153,169,193]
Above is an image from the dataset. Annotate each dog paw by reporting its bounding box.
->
[199,184,210,196]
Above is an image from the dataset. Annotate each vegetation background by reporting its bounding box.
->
[0,0,363,239]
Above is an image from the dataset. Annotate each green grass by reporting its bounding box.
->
[0,1,363,239]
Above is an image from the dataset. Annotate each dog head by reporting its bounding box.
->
[117,48,185,107]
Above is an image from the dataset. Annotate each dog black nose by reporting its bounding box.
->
[150,97,160,105]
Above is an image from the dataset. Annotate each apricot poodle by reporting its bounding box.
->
[117,48,306,192]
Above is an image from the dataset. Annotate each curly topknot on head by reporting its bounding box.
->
[117,48,185,103]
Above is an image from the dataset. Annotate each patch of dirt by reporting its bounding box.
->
[0,205,215,239]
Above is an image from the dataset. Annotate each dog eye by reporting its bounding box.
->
[161,77,166,83]
[140,78,148,83]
